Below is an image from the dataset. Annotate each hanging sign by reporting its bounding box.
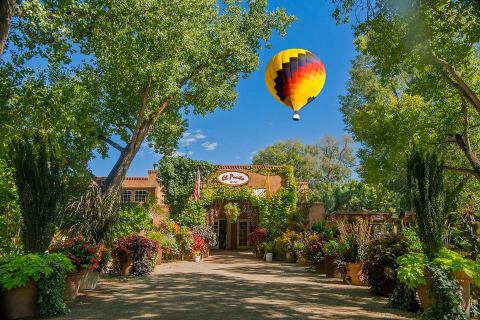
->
[218,171,249,186]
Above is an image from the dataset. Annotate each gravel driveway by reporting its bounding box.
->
[56,251,415,320]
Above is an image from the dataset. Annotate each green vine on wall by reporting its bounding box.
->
[177,164,298,237]
[158,157,298,236]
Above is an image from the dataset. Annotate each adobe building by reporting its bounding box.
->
[119,165,323,250]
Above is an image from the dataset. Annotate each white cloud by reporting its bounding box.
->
[202,141,219,151]
[249,151,257,160]
[179,130,207,147]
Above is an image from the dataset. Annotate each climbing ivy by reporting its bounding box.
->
[157,156,217,217]
[177,165,298,236]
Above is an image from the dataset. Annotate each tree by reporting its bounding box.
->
[7,133,67,253]
[252,134,355,183]
[407,150,447,259]
[2,0,294,195]
[252,140,316,181]
[0,158,22,254]
[331,0,480,182]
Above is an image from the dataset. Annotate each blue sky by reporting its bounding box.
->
[90,0,357,177]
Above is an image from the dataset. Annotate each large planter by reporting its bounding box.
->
[1,280,38,319]
[286,252,294,263]
[315,263,326,274]
[324,256,336,278]
[417,271,472,313]
[155,248,163,266]
[296,253,310,266]
[453,270,472,314]
[65,270,87,300]
[119,257,133,276]
[265,253,273,262]
[80,270,100,291]
[346,262,365,286]
[194,256,201,263]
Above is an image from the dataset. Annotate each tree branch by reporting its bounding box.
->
[431,51,480,114]
[443,166,477,175]
[98,135,125,153]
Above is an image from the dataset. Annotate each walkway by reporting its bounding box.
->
[58,251,414,320]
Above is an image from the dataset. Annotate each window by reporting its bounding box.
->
[120,190,131,203]
[134,190,148,202]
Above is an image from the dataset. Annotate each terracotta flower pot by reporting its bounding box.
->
[324,256,336,278]
[296,253,310,266]
[119,258,133,276]
[346,262,365,286]
[453,270,472,314]
[1,280,38,319]
[416,271,471,313]
[155,248,163,266]
[65,270,87,300]
[80,270,100,291]
[315,263,326,274]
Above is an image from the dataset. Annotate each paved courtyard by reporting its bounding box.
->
[58,251,415,320]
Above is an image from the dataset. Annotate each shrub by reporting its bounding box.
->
[191,234,208,256]
[337,218,372,262]
[274,230,302,255]
[363,234,411,296]
[111,235,158,276]
[49,237,104,271]
[161,234,179,260]
[311,219,336,238]
[263,241,275,254]
[323,239,345,257]
[303,232,324,265]
[176,226,193,258]
[0,159,22,255]
[248,228,268,248]
[193,225,218,247]
[110,203,152,243]
[8,133,68,253]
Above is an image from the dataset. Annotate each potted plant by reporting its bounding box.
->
[193,225,218,256]
[0,253,74,319]
[248,228,267,259]
[323,240,344,278]
[362,233,412,296]
[111,235,159,277]
[397,248,479,312]
[224,202,241,223]
[336,218,372,286]
[303,232,325,273]
[275,230,302,262]
[292,240,306,264]
[49,237,103,299]
[193,250,202,263]
[191,234,208,260]
[263,241,275,262]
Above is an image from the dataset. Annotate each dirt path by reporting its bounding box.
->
[56,251,415,320]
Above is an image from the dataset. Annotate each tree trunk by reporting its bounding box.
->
[102,98,172,195]
[103,118,155,195]
[0,0,13,57]
[455,133,480,181]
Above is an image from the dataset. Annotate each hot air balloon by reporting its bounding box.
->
[265,49,326,121]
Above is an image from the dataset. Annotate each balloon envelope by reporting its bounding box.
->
[265,49,326,119]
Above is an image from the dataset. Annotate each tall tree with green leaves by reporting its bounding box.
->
[7,133,67,253]
[2,0,294,196]
[407,150,447,259]
[252,134,354,183]
[332,0,480,186]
